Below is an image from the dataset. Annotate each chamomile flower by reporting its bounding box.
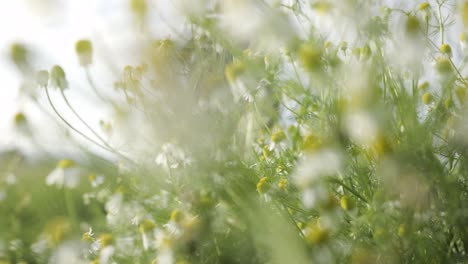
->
[139,219,156,250]
[50,65,68,90]
[88,173,104,188]
[75,39,93,67]
[45,159,80,189]
[440,43,452,57]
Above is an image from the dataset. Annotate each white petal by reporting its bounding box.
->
[46,168,64,187]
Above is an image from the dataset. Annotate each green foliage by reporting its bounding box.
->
[3,0,468,263]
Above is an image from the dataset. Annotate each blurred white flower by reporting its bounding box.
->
[5,173,17,185]
[293,149,342,187]
[49,242,86,264]
[31,238,48,256]
[89,174,104,188]
[156,248,174,264]
[344,111,378,146]
[301,186,327,209]
[99,245,115,264]
[46,159,80,189]
[105,194,124,226]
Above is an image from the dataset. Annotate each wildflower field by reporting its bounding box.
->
[3,0,468,263]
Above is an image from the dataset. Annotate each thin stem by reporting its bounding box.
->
[326,177,369,204]
[59,89,137,165]
[59,89,109,147]
[85,68,111,104]
[64,187,78,228]
[45,85,110,151]
[437,1,445,45]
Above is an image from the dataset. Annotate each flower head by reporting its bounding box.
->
[50,65,68,90]
[439,43,452,57]
[36,70,49,87]
[418,81,429,90]
[99,233,114,248]
[46,159,79,189]
[256,177,271,194]
[422,92,434,105]
[225,61,246,82]
[405,15,421,35]
[75,39,93,66]
[298,43,323,72]
[435,57,452,74]
[14,112,27,127]
[419,2,430,11]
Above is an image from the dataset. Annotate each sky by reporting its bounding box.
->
[0,0,149,157]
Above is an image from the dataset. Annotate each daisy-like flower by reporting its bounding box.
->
[75,39,93,67]
[139,218,156,250]
[164,210,184,236]
[46,159,80,189]
[268,129,287,152]
[88,173,104,188]
[293,149,342,187]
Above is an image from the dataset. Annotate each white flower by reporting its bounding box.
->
[89,174,105,188]
[164,221,182,237]
[5,173,17,185]
[99,246,115,264]
[293,149,342,187]
[46,159,80,189]
[49,241,86,264]
[105,194,123,225]
[344,111,378,146]
[31,238,48,256]
[0,190,5,202]
[156,248,174,264]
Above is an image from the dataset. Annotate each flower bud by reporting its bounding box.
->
[340,195,355,211]
[225,61,245,82]
[75,39,93,66]
[271,130,286,143]
[14,112,27,127]
[418,2,430,11]
[36,70,49,87]
[435,57,452,74]
[256,177,270,194]
[298,43,323,72]
[422,92,434,105]
[131,0,147,18]
[10,43,30,73]
[360,44,372,60]
[418,81,429,90]
[405,15,421,35]
[50,65,68,90]
[439,43,452,57]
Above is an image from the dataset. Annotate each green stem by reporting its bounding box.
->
[45,85,110,151]
[59,89,137,165]
[437,1,445,45]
